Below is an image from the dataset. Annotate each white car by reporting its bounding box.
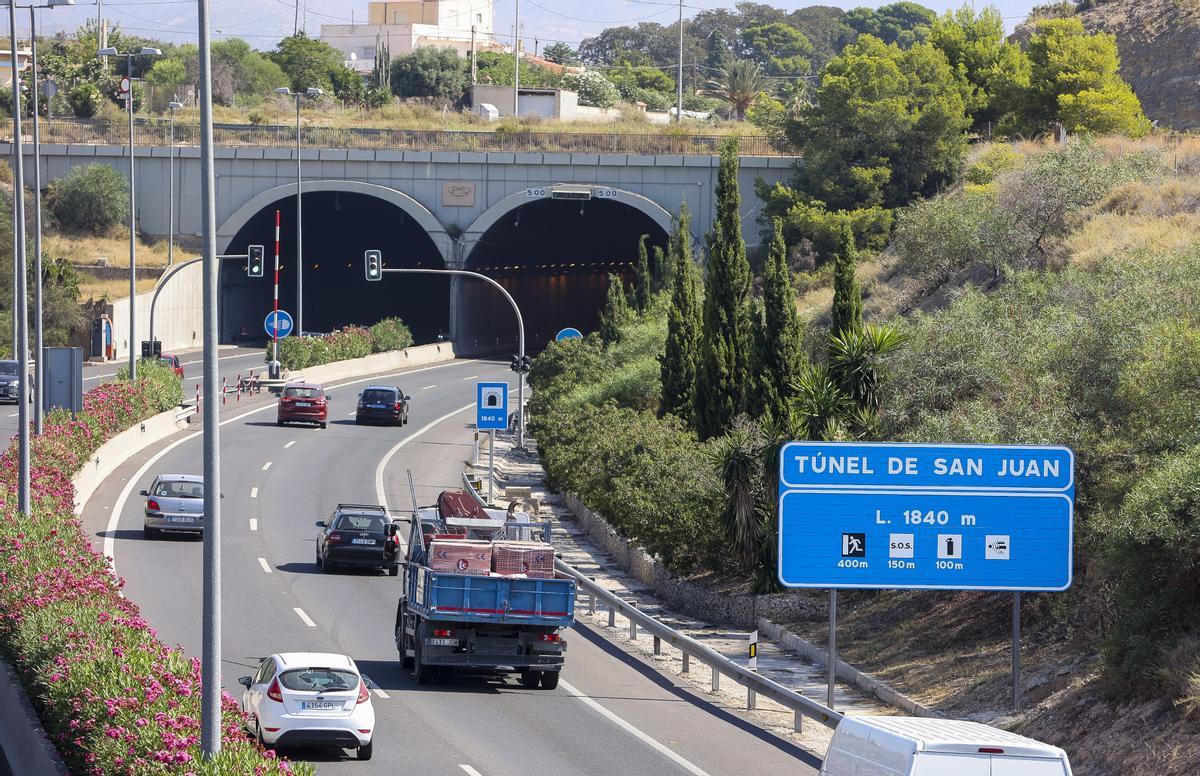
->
[238,652,375,760]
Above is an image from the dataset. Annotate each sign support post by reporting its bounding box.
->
[271,209,281,378]
[488,429,496,503]
[828,589,837,710]
[475,381,509,505]
[1013,592,1021,710]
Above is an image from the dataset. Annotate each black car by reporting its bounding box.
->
[0,360,21,403]
[315,504,401,575]
[355,385,410,426]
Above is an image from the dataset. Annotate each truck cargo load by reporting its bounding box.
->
[493,541,555,578]
[428,540,493,576]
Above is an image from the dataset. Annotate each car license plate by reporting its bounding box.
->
[428,638,458,646]
[168,516,195,524]
[351,537,375,545]
[296,401,311,407]
[301,701,341,710]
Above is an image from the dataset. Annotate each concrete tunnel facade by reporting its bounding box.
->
[216,181,675,354]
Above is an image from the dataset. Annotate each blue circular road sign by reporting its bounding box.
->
[265,310,294,339]
[555,327,583,342]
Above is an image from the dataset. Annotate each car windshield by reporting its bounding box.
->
[0,361,17,376]
[361,389,394,403]
[153,480,204,499]
[284,387,321,399]
[279,668,359,693]
[335,513,386,533]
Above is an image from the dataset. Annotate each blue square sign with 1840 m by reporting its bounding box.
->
[476,382,508,431]
[777,443,1074,592]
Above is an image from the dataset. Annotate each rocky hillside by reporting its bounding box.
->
[1078,0,1200,130]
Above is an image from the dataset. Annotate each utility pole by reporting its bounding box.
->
[195,0,224,759]
[30,5,43,435]
[293,0,298,35]
[513,0,520,117]
[470,25,477,85]
[9,0,31,516]
[676,0,684,124]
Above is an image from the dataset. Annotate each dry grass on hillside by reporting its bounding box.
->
[1066,175,1200,266]
[43,233,174,268]
[76,275,158,303]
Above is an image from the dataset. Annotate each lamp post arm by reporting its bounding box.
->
[381,267,526,446]
[148,257,202,345]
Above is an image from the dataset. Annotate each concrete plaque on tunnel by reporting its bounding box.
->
[442,182,476,207]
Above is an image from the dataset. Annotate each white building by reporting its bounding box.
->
[321,0,496,74]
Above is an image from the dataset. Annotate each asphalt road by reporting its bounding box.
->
[0,345,268,449]
[83,357,820,776]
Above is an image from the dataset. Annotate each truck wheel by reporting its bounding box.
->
[414,638,434,685]
[540,672,559,690]
[519,671,540,689]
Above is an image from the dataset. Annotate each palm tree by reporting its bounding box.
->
[711,416,763,569]
[707,60,769,121]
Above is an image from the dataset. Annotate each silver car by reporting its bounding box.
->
[140,474,205,539]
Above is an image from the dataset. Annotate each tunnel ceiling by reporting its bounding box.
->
[460,197,669,353]
[221,191,449,345]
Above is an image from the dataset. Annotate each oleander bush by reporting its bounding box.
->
[270,317,413,371]
[0,371,307,774]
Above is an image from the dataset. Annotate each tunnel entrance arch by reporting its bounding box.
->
[217,181,452,345]
[458,186,671,354]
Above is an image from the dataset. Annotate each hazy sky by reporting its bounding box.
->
[32,0,1043,50]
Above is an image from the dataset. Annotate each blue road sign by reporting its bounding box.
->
[264,310,294,339]
[777,443,1074,592]
[476,382,509,430]
[555,327,583,342]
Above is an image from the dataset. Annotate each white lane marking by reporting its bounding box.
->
[347,411,357,417]
[257,557,272,574]
[250,487,259,499]
[459,766,484,776]
[7,412,16,418]
[103,358,483,573]
[293,607,316,627]
[284,440,296,449]
[374,388,519,511]
[461,374,479,381]
[421,384,436,390]
[559,679,712,776]
[249,518,258,531]
[372,688,390,700]
[261,461,272,471]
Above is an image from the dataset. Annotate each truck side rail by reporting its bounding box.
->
[460,471,842,730]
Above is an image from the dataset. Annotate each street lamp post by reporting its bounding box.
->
[273,85,322,337]
[97,44,162,381]
[27,0,75,436]
[167,100,183,267]
[8,0,30,515]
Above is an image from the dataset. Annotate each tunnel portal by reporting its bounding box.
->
[460,197,669,354]
[221,191,450,345]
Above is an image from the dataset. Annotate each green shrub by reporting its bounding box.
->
[370,317,414,352]
[67,83,103,118]
[46,164,129,233]
[964,144,1021,185]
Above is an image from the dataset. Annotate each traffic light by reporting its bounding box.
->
[247,244,265,277]
[521,355,532,373]
[510,354,533,374]
[510,354,521,372]
[365,249,382,281]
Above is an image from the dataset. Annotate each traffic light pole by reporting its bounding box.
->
[379,266,526,449]
[146,252,259,350]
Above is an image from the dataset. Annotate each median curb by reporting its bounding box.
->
[284,342,456,387]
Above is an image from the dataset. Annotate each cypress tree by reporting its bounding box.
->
[829,220,862,338]
[651,245,666,293]
[695,138,752,440]
[633,234,652,313]
[660,206,702,422]
[757,217,805,420]
[598,273,631,345]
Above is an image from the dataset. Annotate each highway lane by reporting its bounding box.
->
[85,358,819,775]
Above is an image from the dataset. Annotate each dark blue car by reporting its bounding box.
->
[354,385,410,426]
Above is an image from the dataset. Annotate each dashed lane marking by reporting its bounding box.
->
[249,518,258,531]
[284,440,296,449]
[421,385,436,390]
[257,557,272,574]
[459,766,484,776]
[250,487,259,498]
[261,461,272,471]
[461,374,479,380]
[293,608,316,627]
[372,688,390,699]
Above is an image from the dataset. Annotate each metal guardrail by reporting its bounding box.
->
[460,469,842,731]
[19,117,784,157]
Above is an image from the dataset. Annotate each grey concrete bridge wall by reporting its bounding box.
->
[7,143,800,262]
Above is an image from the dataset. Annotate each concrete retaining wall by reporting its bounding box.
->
[107,259,203,359]
[288,341,456,386]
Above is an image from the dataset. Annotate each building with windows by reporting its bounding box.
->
[321,0,496,73]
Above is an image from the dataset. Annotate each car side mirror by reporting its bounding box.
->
[238,676,252,688]
[315,520,327,528]
[325,396,331,402]
[404,395,412,401]
[386,524,398,536]
[138,490,149,496]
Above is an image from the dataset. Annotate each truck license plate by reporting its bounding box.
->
[428,638,458,646]
[351,538,374,545]
[301,701,341,710]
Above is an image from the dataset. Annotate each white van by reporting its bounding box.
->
[821,716,1073,776]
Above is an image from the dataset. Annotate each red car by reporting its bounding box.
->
[159,353,184,379]
[277,383,329,428]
